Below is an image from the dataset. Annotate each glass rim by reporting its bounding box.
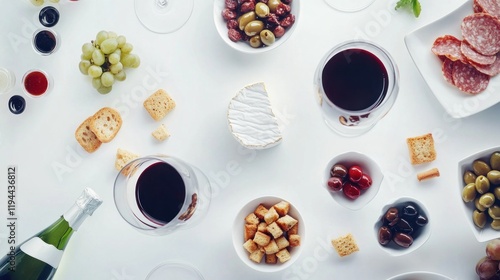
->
[146,261,205,280]
[317,39,400,116]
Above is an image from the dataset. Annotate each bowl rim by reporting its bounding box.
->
[457,146,500,242]
[212,0,301,54]
[324,151,383,211]
[374,196,432,257]
[232,194,305,272]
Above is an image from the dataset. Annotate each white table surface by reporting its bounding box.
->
[1,0,499,279]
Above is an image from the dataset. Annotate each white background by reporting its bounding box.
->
[1,0,499,279]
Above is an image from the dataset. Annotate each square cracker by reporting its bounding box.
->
[143,89,176,121]
[331,233,359,257]
[406,133,436,165]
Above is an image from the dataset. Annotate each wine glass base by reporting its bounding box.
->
[135,0,194,34]
[325,0,376,12]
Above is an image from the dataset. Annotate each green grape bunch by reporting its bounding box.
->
[79,30,140,94]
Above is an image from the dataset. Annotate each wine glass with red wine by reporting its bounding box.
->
[324,0,376,12]
[113,155,212,235]
[135,0,194,34]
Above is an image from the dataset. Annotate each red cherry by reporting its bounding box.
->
[357,173,372,190]
[342,182,361,200]
[348,165,363,182]
[327,177,343,191]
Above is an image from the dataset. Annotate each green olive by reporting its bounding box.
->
[249,35,262,48]
[492,219,500,230]
[490,152,500,170]
[489,205,500,219]
[260,29,275,46]
[244,20,264,36]
[476,175,491,194]
[479,193,496,208]
[473,210,487,228]
[473,160,492,176]
[464,170,477,185]
[462,183,477,203]
[238,11,256,31]
[267,0,281,12]
[476,197,487,212]
[488,170,500,185]
[255,2,270,18]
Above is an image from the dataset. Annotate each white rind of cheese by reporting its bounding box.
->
[227,82,282,149]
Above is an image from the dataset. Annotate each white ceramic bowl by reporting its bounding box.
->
[458,146,500,242]
[232,195,305,272]
[324,151,383,210]
[387,271,452,280]
[374,197,431,257]
[213,0,300,53]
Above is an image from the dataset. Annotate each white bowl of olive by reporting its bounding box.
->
[459,146,500,242]
[214,0,300,53]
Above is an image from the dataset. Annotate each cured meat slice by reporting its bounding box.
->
[461,40,497,65]
[461,13,500,56]
[475,0,500,18]
[470,52,500,75]
[452,61,490,94]
[431,35,464,61]
[442,58,455,85]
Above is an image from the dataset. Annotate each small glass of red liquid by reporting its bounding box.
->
[32,29,59,55]
[314,40,399,137]
[22,69,52,98]
[113,155,212,235]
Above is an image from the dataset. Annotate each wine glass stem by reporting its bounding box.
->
[157,0,168,8]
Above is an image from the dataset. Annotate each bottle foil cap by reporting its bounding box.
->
[76,188,103,215]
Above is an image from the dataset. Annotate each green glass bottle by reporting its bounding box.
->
[0,188,102,280]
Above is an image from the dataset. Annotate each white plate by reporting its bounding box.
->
[458,146,500,242]
[387,271,452,280]
[404,0,500,118]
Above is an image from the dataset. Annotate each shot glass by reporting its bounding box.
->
[22,69,52,98]
[314,40,399,137]
[0,68,15,95]
[32,28,60,55]
[113,155,212,235]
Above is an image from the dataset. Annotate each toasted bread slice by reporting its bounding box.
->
[75,116,102,153]
[406,133,436,165]
[143,89,176,121]
[89,107,122,143]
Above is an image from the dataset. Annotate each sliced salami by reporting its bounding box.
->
[470,52,500,75]
[442,58,455,85]
[452,61,490,94]
[461,40,497,65]
[474,0,500,18]
[461,13,500,56]
[431,35,464,61]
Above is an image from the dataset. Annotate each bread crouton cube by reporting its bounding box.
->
[406,133,436,165]
[253,231,271,247]
[276,248,291,263]
[257,222,268,233]
[266,222,284,239]
[249,248,265,263]
[152,124,170,141]
[254,204,268,220]
[289,234,301,247]
[275,236,290,250]
[273,201,290,216]
[264,240,280,255]
[244,224,257,241]
[243,239,259,253]
[288,223,299,235]
[143,89,176,121]
[264,207,279,224]
[245,213,260,225]
[276,215,298,231]
[265,253,277,264]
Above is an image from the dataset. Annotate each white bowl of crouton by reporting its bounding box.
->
[232,195,305,272]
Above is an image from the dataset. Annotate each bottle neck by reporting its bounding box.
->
[37,203,90,250]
